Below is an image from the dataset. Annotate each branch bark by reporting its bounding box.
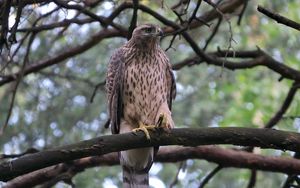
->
[1,127,300,181]
[172,49,300,81]
[4,145,300,188]
[257,5,300,31]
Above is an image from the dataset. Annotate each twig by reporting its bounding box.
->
[265,82,300,128]
[9,32,31,63]
[282,152,300,188]
[172,9,185,24]
[127,0,139,40]
[283,175,299,188]
[17,18,94,32]
[171,0,190,10]
[203,0,236,76]
[0,0,12,54]
[0,29,124,87]
[171,0,190,19]
[50,11,81,43]
[0,32,36,135]
[203,16,222,51]
[237,0,248,25]
[52,0,125,32]
[165,34,178,51]
[8,0,24,44]
[90,81,106,103]
[199,165,222,188]
[247,169,257,188]
[187,0,202,25]
[169,161,184,188]
[257,5,300,31]
[243,82,300,186]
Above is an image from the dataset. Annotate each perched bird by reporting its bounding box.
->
[106,24,176,188]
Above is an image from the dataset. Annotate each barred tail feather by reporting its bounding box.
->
[123,166,149,188]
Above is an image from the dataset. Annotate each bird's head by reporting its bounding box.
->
[132,24,164,39]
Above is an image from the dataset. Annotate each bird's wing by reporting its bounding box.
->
[166,62,176,111]
[106,48,125,134]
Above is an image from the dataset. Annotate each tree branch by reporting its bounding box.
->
[1,32,36,134]
[257,5,300,31]
[171,49,300,81]
[127,0,139,40]
[1,127,300,181]
[4,145,300,188]
[0,29,124,86]
[0,0,248,87]
[265,82,300,128]
[134,2,300,82]
[199,165,222,188]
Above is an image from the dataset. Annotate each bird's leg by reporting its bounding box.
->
[132,122,156,140]
[156,113,167,128]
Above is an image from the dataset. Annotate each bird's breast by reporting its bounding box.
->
[123,56,168,126]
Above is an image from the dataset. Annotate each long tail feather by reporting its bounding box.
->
[123,166,149,188]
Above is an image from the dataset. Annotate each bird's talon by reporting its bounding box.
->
[132,129,138,136]
[157,113,168,129]
[132,122,156,140]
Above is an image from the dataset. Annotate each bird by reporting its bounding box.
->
[106,23,176,188]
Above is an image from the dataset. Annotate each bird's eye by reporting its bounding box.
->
[144,28,152,33]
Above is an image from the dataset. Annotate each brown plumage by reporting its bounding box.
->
[106,24,176,188]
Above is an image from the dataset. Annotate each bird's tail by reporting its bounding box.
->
[122,165,149,188]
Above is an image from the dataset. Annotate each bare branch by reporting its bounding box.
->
[169,162,184,188]
[172,49,300,82]
[203,16,222,51]
[1,32,36,134]
[1,127,300,181]
[199,165,222,188]
[17,18,95,32]
[0,0,12,53]
[247,170,257,188]
[127,0,139,40]
[265,82,300,128]
[237,0,249,25]
[90,80,106,103]
[5,145,300,188]
[0,29,125,86]
[257,5,300,31]
[7,0,24,44]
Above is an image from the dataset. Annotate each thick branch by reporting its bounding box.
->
[1,127,300,181]
[4,145,300,188]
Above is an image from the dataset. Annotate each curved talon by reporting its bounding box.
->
[157,113,168,128]
[132,122,156,140]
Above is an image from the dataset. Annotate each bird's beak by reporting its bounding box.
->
[157,28,164,37]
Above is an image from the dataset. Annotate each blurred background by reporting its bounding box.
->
[0,0,300,187]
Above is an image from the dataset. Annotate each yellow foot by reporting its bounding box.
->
[156,113,168,128]
[132,122,156,140]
